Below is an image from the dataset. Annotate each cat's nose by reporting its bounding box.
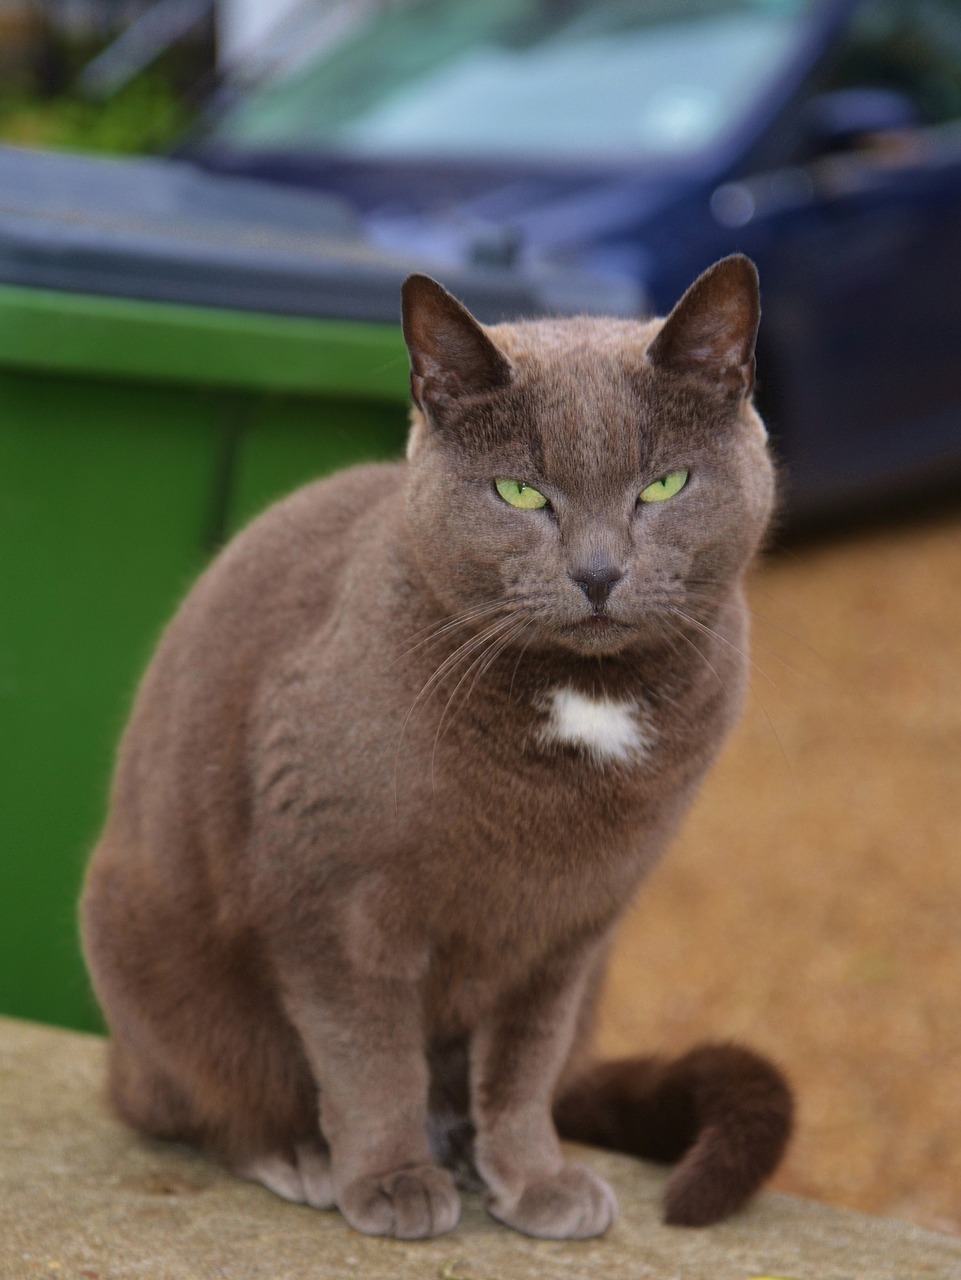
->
[571,562,623,611]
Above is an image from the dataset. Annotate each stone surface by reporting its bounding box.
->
[2,1017,959,1280]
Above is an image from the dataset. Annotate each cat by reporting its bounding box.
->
[81,254,792,1241]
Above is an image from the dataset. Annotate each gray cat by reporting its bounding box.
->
[82,255,791,1240]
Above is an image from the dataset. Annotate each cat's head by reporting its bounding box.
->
[401,257,775,656]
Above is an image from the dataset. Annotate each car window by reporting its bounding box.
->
[824,0,961,124]
[211,0,820,163]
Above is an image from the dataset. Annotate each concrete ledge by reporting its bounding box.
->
[2,1017,957,1280]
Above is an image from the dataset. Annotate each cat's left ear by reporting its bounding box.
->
[646,255,759,399]
[402,275,513,418]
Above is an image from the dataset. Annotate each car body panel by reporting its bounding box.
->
[186,0,961,518]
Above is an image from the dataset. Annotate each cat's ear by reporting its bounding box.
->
[401,275,513,417]
[647,255,759,399]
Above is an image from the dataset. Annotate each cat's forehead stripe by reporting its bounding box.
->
[503,343,654,489]
[539,688,652,765]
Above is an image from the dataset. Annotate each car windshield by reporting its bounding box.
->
[212,0,821,163]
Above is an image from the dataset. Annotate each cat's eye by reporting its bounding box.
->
[639,469,689,504]
[495,478,549,510]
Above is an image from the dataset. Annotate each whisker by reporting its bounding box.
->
[664,606,794,780]
[508,617,542,703]
[646,613,689,671]
[666,605,783,695]
[468,616,536,708]
[684,575,832,673]
[679,587,828,678]
[391,613,520,812]
[444,616,531,728]
[662,615,727,692]
[388,600,509,667]
[405,614,518,727]
[429,616,533,792]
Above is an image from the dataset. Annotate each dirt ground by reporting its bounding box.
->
[596,504,961,1237]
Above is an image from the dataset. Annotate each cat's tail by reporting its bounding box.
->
[553,1042,793,1226]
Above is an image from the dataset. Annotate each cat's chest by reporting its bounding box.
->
[450,670,705,790]
[414,673,717,858]
[261,624,735,860]
[412,664,733,873]
[534,686,655,766]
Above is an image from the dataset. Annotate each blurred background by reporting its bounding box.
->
[1,0,959,1240]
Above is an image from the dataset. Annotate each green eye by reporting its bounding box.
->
[495,478,549,510]
[639,469,689,504]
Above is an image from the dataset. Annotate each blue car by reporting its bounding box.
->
[191,0,961,520]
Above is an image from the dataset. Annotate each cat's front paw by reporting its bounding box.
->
[338,1163,460,1239]
[486,1164,616,1239]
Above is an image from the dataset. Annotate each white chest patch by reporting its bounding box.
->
[539,688,652,765]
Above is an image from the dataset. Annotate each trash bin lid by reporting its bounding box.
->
[0,146,639,324]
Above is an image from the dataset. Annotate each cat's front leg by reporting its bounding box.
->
[470,948,616,1239]
[280,964,460,1239]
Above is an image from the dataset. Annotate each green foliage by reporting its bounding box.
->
[0,68,196,155]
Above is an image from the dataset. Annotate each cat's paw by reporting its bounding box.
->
[236,1140,334,1209]
[338,1163,460,1239]
[486,1164,616,1239]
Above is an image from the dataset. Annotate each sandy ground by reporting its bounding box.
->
[596,506,961,1237]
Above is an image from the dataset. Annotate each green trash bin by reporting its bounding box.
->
[0,145,584,1031]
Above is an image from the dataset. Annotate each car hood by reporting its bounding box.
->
[190,147,697,311]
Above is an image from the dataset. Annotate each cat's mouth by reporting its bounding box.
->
[555,611,635,653]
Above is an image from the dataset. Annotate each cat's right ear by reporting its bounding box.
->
[401,275,513,420]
